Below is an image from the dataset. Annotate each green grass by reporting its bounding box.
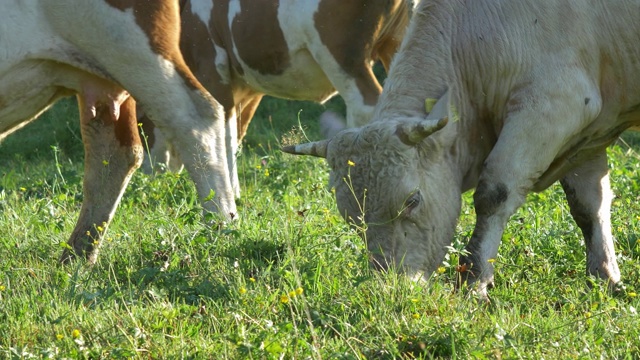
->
[1,96,640,359]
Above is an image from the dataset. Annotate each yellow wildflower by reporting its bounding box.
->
[488,258,496,264]
[347,160,355,167]
[437,266,446,274]
[280,295,289,304]
[56,334,64,340]
[71,329,81,339]
[239,287,247,295]
[295,287,304,296]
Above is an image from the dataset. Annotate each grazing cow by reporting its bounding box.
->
[139,0,414,197]
[285,0,640,300]
[0,0,236,263]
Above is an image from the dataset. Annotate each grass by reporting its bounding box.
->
[1,95,640,359]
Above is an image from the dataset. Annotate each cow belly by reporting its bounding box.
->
[0,61,71,139]
[239,51,337,103]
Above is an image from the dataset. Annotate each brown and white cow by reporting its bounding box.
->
[1,0,235,262]
[287,0,640,300]
[139,0,414,197]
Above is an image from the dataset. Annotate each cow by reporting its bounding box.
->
[0,0,236,263]
[139,0,415,198]
[284,0,640,300]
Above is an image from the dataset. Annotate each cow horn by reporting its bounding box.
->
[282,139,329,158]
[395,117,448,145]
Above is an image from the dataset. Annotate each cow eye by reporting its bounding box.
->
[404,191,421,211]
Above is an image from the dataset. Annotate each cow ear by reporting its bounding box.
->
[395,117,448,145]
[282,139,329,158]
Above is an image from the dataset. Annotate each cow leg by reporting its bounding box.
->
[60,96,142,263]
[225,109,240,199]
[560,151,621,289]
[137,111,167,173]
[47,0,236,219]
[458,79,602,300]
[226,96,262,198]
[236,96,263,143]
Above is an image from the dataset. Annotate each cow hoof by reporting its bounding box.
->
[58,248,76,264]
[58,244,98,265]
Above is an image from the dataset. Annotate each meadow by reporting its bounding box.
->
[1,94,640,359]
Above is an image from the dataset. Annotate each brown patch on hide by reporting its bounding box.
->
[315,0,409,105]
[180,0,235,111]
[114,97,141,148]
[105,0,205,92]
[231,0,291,75]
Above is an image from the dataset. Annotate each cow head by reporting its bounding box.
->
[284,103,461,279]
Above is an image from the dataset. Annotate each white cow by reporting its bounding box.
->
[0,0,235,262]
[139,0,415,198]
[285,0,640,300]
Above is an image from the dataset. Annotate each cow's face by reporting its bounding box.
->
[292,117,460,279]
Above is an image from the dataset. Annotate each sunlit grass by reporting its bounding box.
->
[0,98,639,358]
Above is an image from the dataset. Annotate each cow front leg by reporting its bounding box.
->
[60,96,142,263]
[458,178,524,300]
[560,151,621,290]
[458,77,601,300]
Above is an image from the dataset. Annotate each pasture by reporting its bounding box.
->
[1,97,640,358]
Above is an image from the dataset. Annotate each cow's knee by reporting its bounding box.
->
[474,180,509,216]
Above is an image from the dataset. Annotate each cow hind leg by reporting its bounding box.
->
[60,96,142,263]
[560,151,621,290]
